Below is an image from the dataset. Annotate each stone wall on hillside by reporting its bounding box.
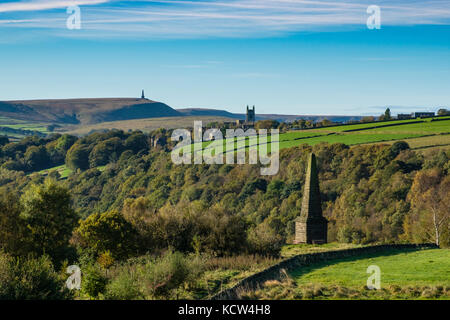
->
[210,243,438,300]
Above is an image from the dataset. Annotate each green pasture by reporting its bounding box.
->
[290,248,450,287]
[192,118,450,156]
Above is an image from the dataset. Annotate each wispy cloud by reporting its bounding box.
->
[1,0,450,39]
[0,0,110,13]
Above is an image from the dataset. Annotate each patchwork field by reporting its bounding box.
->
[198,117,450,154]
[276,117,450,149]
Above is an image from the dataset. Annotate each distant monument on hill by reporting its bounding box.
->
[141,90,146,99]
[294,153,328,244]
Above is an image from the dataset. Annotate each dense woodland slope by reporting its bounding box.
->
[0,129,448,250]
[0,128,448,300]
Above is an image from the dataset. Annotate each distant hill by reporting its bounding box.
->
[177,108,242,119]
[177,108,363,123]
[256,114,364,123]
[0,98,181,125]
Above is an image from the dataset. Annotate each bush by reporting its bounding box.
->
[0,252,70,300]
[105,266,142,300]
[81,264,108,299]
[247,222,284,257]
[140,251,200,298]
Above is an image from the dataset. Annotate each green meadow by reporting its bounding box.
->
[291,248,450,287]
[240,247,450,300]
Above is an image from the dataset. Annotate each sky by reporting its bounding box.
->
[0,0,449,115]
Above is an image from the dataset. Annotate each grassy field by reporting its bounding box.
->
[33,164,73,179]
[0,116,51,140]
[241,247,450,300]
[291,248,449,287]
[33,164,110,179]
[279,117,450,149]
[197,117,450,155]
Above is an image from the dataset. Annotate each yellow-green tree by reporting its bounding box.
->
[75,210,138,259]
[405,169,450,247]
[20,180,78,260]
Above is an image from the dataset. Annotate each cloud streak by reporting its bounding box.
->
[1,0,450,39]
[0,0,110,13]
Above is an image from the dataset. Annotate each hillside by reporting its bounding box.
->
[177,108,364,123]
[0,98,181,125]
[177,108,242,119]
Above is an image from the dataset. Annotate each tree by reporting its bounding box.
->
[437,108,450,116]
[124,132,148,153]
[390,141,410,158]
[66,143,90,170]
[75,210,138,259]
[0,193,25,255]
[89,137,124,167]
[255,120,279,130]
[361,116,375,123]
[0,136,9,147]
[320,119,332,127]
[24,145,49,171]
[406,169,450,246]
[380,108,391,121]
[20,180,78,260]
[56,134,77,152]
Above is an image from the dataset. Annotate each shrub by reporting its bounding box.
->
[0,252,70,300]
[140,251,201,298]
[81,264,108,299]
[105,267,141,300]
[247,222,284,257]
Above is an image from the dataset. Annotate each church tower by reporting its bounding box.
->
[294,153,328,244]
[245,105,255,125]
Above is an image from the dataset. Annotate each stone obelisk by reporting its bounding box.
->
[294,153,328,244]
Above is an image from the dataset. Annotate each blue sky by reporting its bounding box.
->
[1,0,449,115]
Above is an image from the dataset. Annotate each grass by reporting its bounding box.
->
[290,248,450,287]
[279,118,450,148]
[238,247,450,300]
[193,118,450,156]
[179,254,281,299]
[34,164,108,179]
[35,164,73,179]
[363,133,450,153]
[0,116,51,140]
